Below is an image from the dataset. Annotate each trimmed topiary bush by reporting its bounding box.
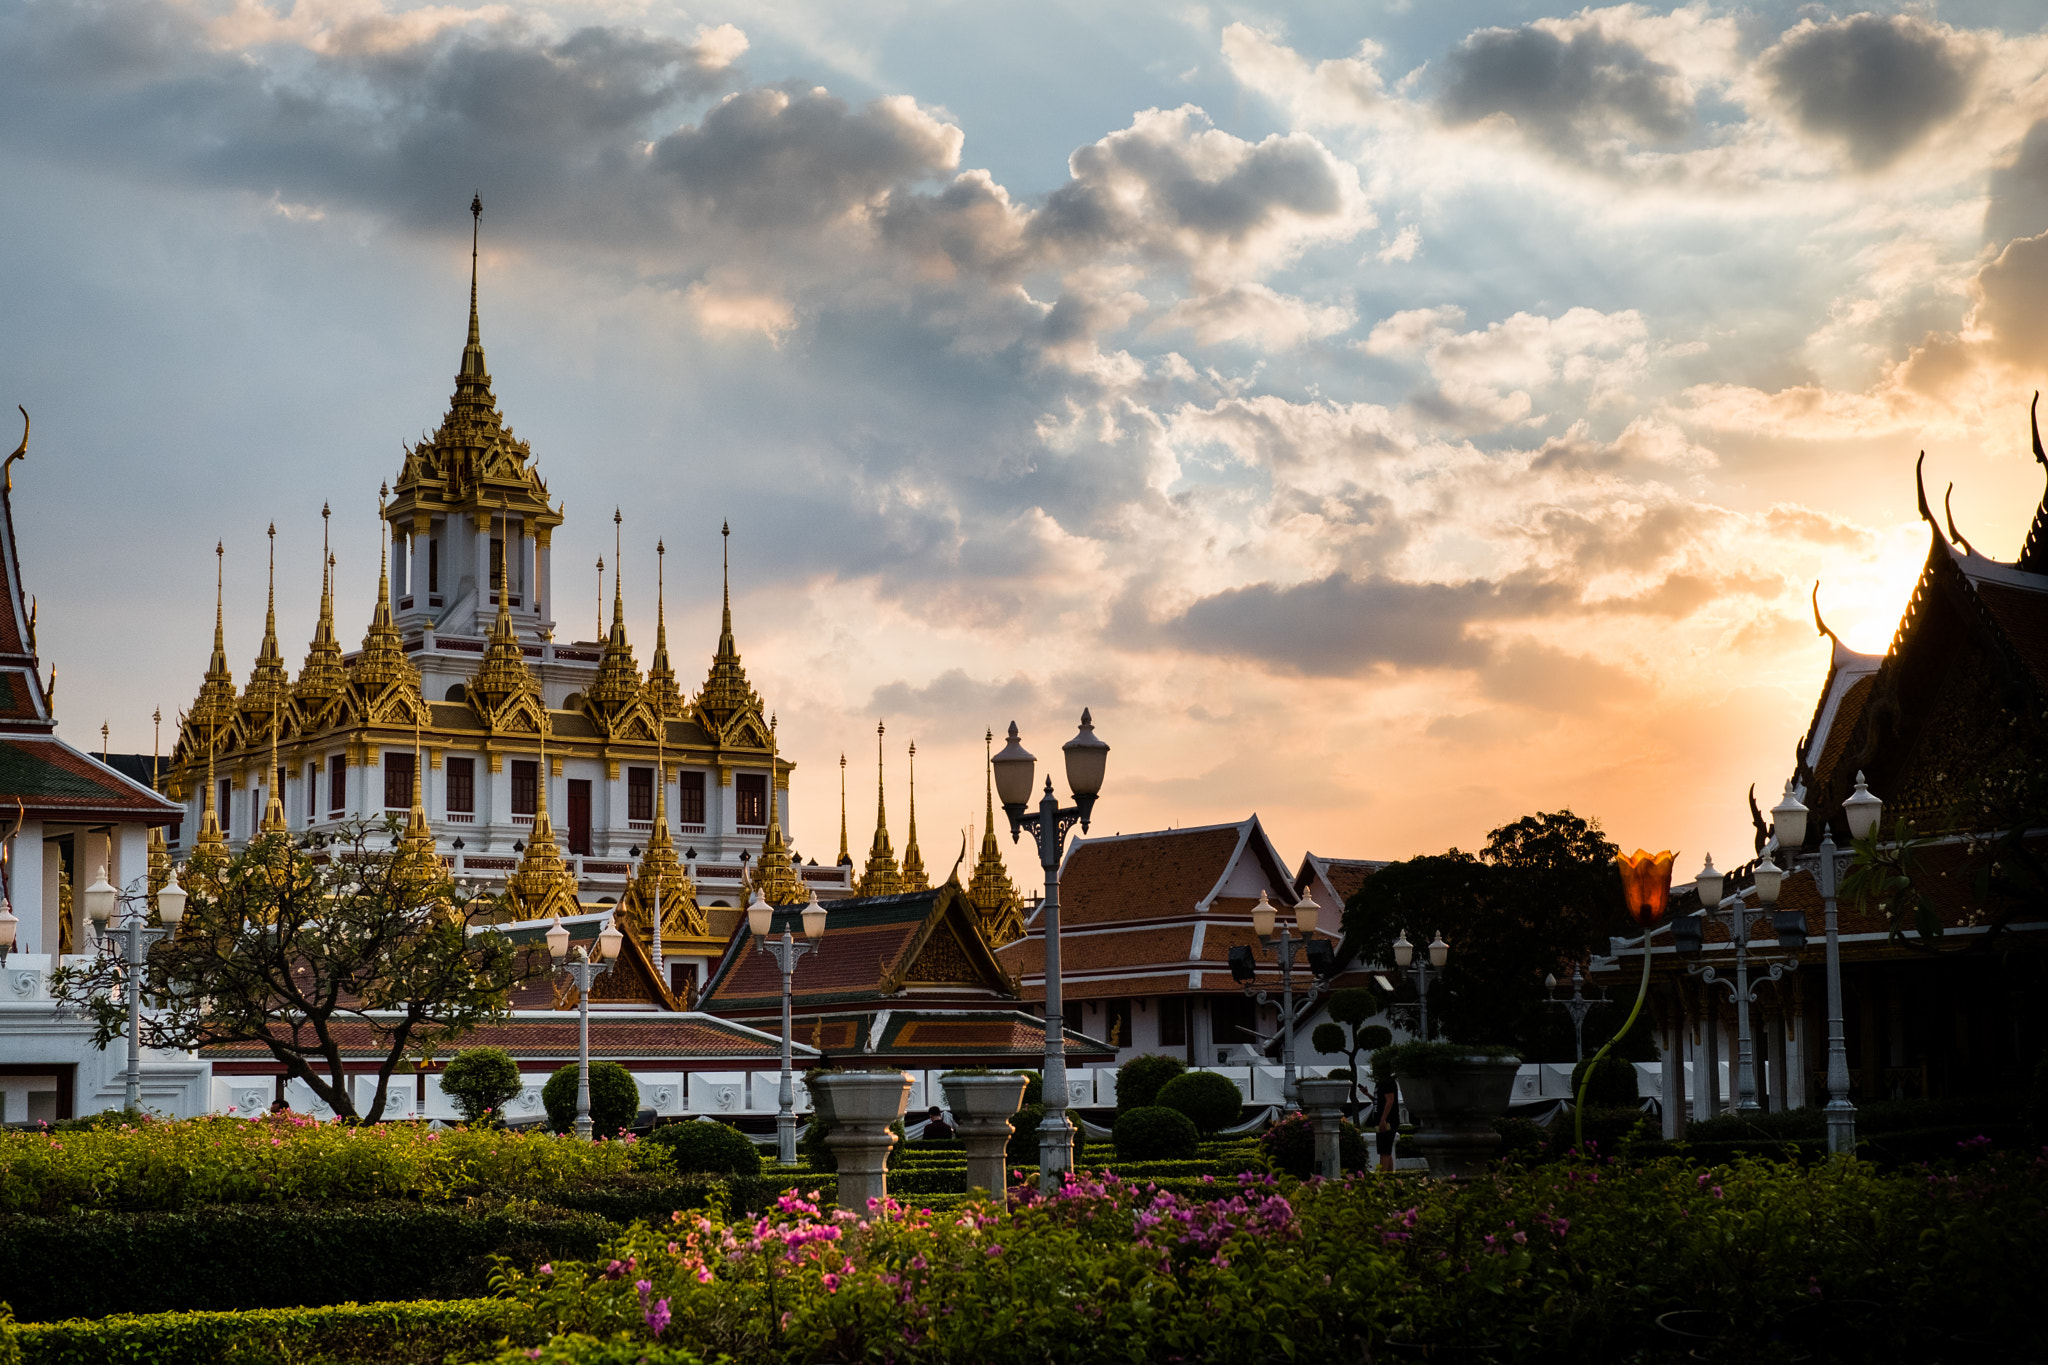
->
[542,1062,640,1139]
[1154,1071,1244,1135]
[1115,1055,1188,1114]
[1571,1052,1639,1107]
[1010,1070,1043,1107]
[439,1047,524,1125]
[1112,1106,1199,1161]
[646,1121,762,1176]
[1004,1105,1085,1167]
[1258,1111,1368,1178]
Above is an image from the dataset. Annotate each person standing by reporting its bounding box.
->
[1369,1080,1399,1174]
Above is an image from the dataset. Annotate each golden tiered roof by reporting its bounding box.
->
[900,740,928,892]
[751,717,808,905]
[385,198,561,554]
[390,737,439,888]
[642,539,687,719]
[295,507,347,718]
[857,720,902,896]
[585,508,651,736]
[180,543,237,761]
[504,728,581,921]
[966,728,1027,945]
[464,500,543,724]
[348,494,422,706]
[620,738,704,942]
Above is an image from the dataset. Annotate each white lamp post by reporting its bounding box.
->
[1227,889,1335,1106]
[85,865,181,1113]
[751,887,827,1165]
[993,709,1108,1192]
[547,915,619,1140]
[1389,928,1448,1039]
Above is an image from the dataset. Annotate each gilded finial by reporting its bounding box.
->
[838,751,849,866]
[4,406,26,492]
[858,719,901,895]
[902,737,927,891]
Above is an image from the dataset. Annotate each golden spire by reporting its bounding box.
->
[587,507,643,722]
[393,715,437,884]
[643,538,685,718]
[192,702,228,866]
[837,752,850,865]
[297,506,347,711]
[147,708,170,897]
[901,739,928,891]
[696,520,763,726]
[260,692,287,835]
[352,485,420,699]
[454,193,493,406]
[242,522,291,738]
[594,555,604,641]
[858,719,901,896]
[507,711,578,919]
[180,541,238,772]
[966,727,1027,944]
[754,713,807,905]
[467,496,540,715]
[625,718,705,948]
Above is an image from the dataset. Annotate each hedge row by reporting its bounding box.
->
[7,1299,521,1365]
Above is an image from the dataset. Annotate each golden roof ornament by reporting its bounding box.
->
[466,496,541,718]
[180,542,238,756]
[392,719,438,886]
[901,739,928,892]
[586,507,644,723]
[695,520,765,727]
[241,522,292,740]
[259,693,288,836]
[350,486,421,701]
[857,718,902,896]
[623,728,704,940]
[643,538,686,718]
[296,504,347,714]
[967,727,1027,945]
[754,714,807,905]
[505,718,580,920]
[837,752,850,866]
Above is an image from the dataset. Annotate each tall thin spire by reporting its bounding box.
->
[588,507,643,724]
[182,540,237,773]
[697,519,763,725]
[838,752,850,865]
[296,506,345,708]
[967,726,1026,944]
[901,739,928,891]
[858,719,901,896]
[353,484,418,698]
[754,713,806,905]
[468,192,482,349]
[243,521,290,732]
[644,538,684,717]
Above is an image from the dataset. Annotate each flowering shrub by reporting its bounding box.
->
[1258,1109,1368,1178]
[484,1150,2048,1362]
[0,1112,658,1213]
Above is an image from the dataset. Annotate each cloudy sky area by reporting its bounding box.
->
[5,0,2048,887]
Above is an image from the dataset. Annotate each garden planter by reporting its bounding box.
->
[1296,1077,1350,1179]
[941,1073,1029,1196]
[1397,1056,1519,1179]
[813,1070,914,1211]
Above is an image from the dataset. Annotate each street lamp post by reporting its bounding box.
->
[1682,854,1801,1115]
[547,915,623,1140]
[1228,889,1334,1106]
[84,865,189,1113]
[992,709,1109,1194]
[1544,966,1606,1062]
[1768,773,1881,1154]
[1389,929,1449,1039]
[749,888,828,1165]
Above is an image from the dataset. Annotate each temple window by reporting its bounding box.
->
[628,766,653,824]
[511,760,538,817]
[735,772,766,828]
[676,770,706,828]
[446,757,475,816]
[428,537,439,593]
[1159,997,1187,1047]
[383,752,415,811]
[328,756,345,817]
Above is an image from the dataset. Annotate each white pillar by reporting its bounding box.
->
[114,823,149,901]
[41,835,61,956]
[9,819,43,954]
[1785,994,1809,1110]
[1661,1010,1684,1139]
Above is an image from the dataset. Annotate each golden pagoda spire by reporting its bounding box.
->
[467,496,540,715]
[192,704,227,865]
[393,715,437,885]
[837,752,850,866]
[297,506,347,711]
[858,719,901,896]
[901,739,928,891]
[696,520,763,726]
[624,720,705,944]
[243,522,291,740]
[643,539,685,718]
[507,709,578,919]
[754,714,807,905]
[351,485,419,700]
[966,727,1026,945]
[180,540,239,795]
[147,707,170,901]
[587,507,643,722]
[260,692,287,835]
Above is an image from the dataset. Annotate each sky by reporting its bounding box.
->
[4,0,2048,894]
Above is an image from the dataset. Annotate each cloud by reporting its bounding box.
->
[868,668,1040,720]
[1152,283,1353,348]
[1219,22,1383,130]
[1761,15,1976,171]
[1438,20,1693,156]
[1364,304,1650,429]
[1477,640,1642,713]
[1987,118,2048,247]
[1972,230,2048,369]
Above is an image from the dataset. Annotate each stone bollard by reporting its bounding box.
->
[813,1070,914,1212]
[1296,1077,1351,1179]
[941,1071,1030,1197]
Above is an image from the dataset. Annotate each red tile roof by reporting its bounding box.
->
[0,736,180,822]
[201,1013,791,1061]
[1056,825,1245,925]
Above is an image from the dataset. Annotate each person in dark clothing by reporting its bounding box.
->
[921,1105,953,1140]
[1369,1082,1399,1173]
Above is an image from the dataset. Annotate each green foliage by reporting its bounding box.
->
[10,1298,521,1365]
[1370,1040,1519,1081]
[645,1122,762,1177]
[439,1047,524,1125]
[1841,818,1945,942]
[0,1304,18,1365]
[1114,1054,1187,1113]
[1326,987,1380,1028]
[46,821,523,1123]
[1111,1106,1199,1161]
[1339,811,1630,1057]
[1154,1071,1244,1134]
[1003,1106,1085,1166]
[0,1114,648,1214]
[1310,1023,1346,1055]
[1356,1025,1392,1051]
[543,1063,641,1139]
[1011,1070,1043,1107]
[481,1151,2048,1363]
[483,1333,709,1364]
[0,1202,619,1321]
[1571,1052,1640,1106]
[1258,1111,1369,1178]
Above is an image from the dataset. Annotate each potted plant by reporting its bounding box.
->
[810,1068,915,1210]
[1371,1040,1521,1178]
[940,1068,1030,1194]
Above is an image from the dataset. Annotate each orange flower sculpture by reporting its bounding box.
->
[1616,849,1676,927]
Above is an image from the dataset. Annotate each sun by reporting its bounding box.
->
[1817,524,1934,656]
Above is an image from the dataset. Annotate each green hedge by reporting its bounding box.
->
[10,1299,521,1365]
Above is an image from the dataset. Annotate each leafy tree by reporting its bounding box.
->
[1115,1054,1187,1113]
[51,822,523,1123]
[542,1060,641,1138]
[440,1047,524,1125]
[1309,987,1384,1107]
[1155,1071,1243,1134]
[1338,810,1639,1059]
